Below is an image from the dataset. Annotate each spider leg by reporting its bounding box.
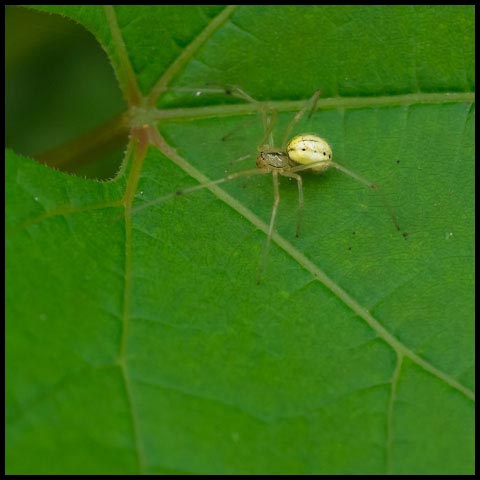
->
[159,85,257,103]
[328,161,400,231]
[281,90,321,148]
[258,109,278,148]
[164,85,277,147]
[130,167,264,217]
[281,171,304,237]
[257,171,280,284]
[225,86,276,147]
[290,160,401,232]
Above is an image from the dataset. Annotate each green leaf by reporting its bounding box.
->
[6,5,474,475]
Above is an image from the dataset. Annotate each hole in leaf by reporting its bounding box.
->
[5,6,128,180]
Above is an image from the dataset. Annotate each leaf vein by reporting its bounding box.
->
[386,354,403,474]
[104,5,142,105]
[147,5,239,106]
[151,92,476,123]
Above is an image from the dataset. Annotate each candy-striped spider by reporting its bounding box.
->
[138,87,400,283]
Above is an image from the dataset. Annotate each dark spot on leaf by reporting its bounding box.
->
[175,190,183,196]
[402,231,409,240]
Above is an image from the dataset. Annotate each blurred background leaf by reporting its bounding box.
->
[5,7,127,178]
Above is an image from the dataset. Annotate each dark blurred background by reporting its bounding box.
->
[5,6,128,179]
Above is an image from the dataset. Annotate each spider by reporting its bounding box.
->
[136,86,401,283]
